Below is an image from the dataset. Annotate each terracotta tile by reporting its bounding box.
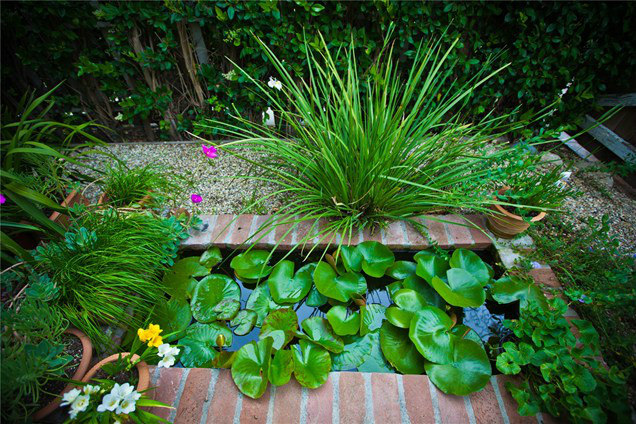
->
[185,216,213,250]
[435,387,470,424]
[404,219,431,250]
[384,221,407,249]
[274,217,296,249]
[252,215,274,249]
[528,268,561,289]
[210,214,237,247]
[465,215,493,249]
[420,216,449,248]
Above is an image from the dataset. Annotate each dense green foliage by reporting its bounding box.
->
[100,162,179,208]
[2,1,634,140]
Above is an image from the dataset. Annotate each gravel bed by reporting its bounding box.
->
[74,143,287,215]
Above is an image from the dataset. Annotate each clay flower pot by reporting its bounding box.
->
[48,190,90,228]
[486,189,546,239]
[31,328,93,421]
[81,353,150,392]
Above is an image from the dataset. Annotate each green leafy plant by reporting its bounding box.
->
[495,297,630,423]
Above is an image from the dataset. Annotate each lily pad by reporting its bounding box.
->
[301,316,344,353]
[162,257,210,299]
[385,289,428,328]
[386,307,413,328]
[260,329,287,350]
[306,285,328,307]
[357,241,395,278]
[358,330,393,373]
[449,249,491,286]
[380,321,426,374]
[230,250,273,281]
[425,338,491,396]
[415,251,449,285]
[210,351,236,368]
[267,260,313,304]
[213,299,241,321]
[431,268,485,308]
[408,307,454,363]
[331,332,375,370]
[269,349,294,386]
[359,303,386,336]
[261,308,298,348]
[230,310,257,336]
[340,245,362,273]
[386,261,417,280]
[450,324,483,346]
[152,297,192,337]
[402,275,446,309]
[386,281,403,299]
[200,246,222,268]
[313,262,366,302]
[326,306,361,336]
[231,337,274,399]
[179,322,232,367]
[246,284,282,327]
[191,274,241,323]
[490,276,548,309]
[292,340,331,389]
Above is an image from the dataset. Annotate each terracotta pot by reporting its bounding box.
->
[31,328,94,421]
[81,353,150,392]
[486,189,546,239]
[48,190,90,228]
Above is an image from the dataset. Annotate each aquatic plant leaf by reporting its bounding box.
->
[306,285,328,307]
[380,321,426,374]
[269,349,294,386]
[200,246,222,268]
[385,288,428,328]
[301,316,344,353]
[162,256,210,299]
[415,251,449,285]
[490,276,548,309]
[211,351,237,368]
[408,307,454,363]
[246,284,282,327]
[326,306,361,336]
[267,260,313,304]
[450,324,483,346]
[261,308,298,348]
[152,297,192,337]
[213,298,241,321]
[431,268,485,307]
[191,274,241,323]
[231,337,274,399]
[449,249,491,286]
[386,261,417,280]
[292,340,331,389]
[357,241,395,278]
[359,303,386,336]
[386,306,413,328]
[313,262,366,302]
[358,330,393,373]
[402,275,445,309]
[425,338,491,396]
[331,331,375,370]
[179,322,232,367]
[260,329,287,350]
[340,245,362,273]
[230,250,273,280]
[231,309,258,336]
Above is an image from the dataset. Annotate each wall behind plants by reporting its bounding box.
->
[1,1,634,141]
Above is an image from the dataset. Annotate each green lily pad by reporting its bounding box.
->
[431,268,485,308]
[269,349,294,386]
[179,322,232,367]
[385,289,428,328]
[490,276,548,309]
[357,241,395,278]
[326,306,361,336]
[306,285,328,307]
[200,246,222,268]
[301,316,344,353]
[152,297,192,337]
[292,339,332,389]
[387,281,403,299]
[402,275,446,309]
[190,274,241,323]
[415,251,449,285]
[425,338,491,396]
[213,299,241,321]
[331,331,375,370]
[260,329,287,350]
[261,308,298,348]
[210,351,236,369]
[449,249,491,286]
[267,260,313,304]
[450,324,483,346]
[380,321,426,374]
[408,307,454,363]
[340,245,362,273]
[313,262,366,302]
[386,261,417,280]
[358,330,393,373]
[246,284,281,327]
[231,337,274,399]
[230,310,257,336]
[360,303,386,336]
[386,306,413,328]
[230,250,273,281]
[162,257,210,299]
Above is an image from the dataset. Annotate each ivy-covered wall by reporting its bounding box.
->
[1,1,634,141]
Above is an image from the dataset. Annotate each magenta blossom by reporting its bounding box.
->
[201,144,218,159]
[191,194,203,204]
[0,193,5,204]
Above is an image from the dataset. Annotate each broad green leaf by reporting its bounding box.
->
[152,298,192,337]
[380,321,425,374]
[386,306,413,328]
[450,324,483,346]
[357,241,395,278]
[326,306,360,336]
[425,338,491,396]
[449,249,491,286]
[415,251,449,284]
[179,322,232,367]
[211,351,237,368]
[246,284,282,327]
[402,275,445,309]
[261,308,298,347]
[359,303,386,336]
[490,276,548,309]
[231,310,257,336]
[386,261,417,279]
[331,331,375,370]
[231,337,274,399]
[200,247,222,268]
[340,245,362,273]
[313,262,366,302]
[213,299,241,321]
[306,285,328,307]
[191,274,241,323]
[358,330,393,373]
[230,250,273,280]
[301,316,344,353]
[163,257,210,299]
[292,340,331,389]
[267,260,313,304]
[387,281,403,299]
[385,289,428,328]
[269,349,293,386]
[408,307,454,363]
[431,269,485,307]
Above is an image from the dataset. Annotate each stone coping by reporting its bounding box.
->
[182,214,493,251]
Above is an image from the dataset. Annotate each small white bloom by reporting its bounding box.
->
[69,409,78,420]
[82,384,100,395]
[96,393,120,412]
[157,343,179,357]
[60,388,81,406]
[267,77,282,91]
[114,420,121,424]
[115,393,138,415]
[114,112,124,121]
[158,354,176,368]
[111,382,135,400]
[70,394,90,413]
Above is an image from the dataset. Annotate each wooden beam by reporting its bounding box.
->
[559,132,600,162]
[597,93,636,107]
[581,115,636,164]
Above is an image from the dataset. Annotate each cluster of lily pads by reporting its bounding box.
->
[152,241,546,399]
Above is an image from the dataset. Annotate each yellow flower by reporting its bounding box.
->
[138,324,163,345]
[148,335,163,348]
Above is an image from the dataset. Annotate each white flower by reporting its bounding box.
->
[115,393,138,415]
[111,383,135,400]
[70,394,90,416]
[96,393,120,412]
[267,77,282,91]
[158,343,180,358]
[60,388,81,406]
[158,354,176,368]
[114,112,124,121]
[83,384,100,395]
[69,409,78,420]
[114,420,121,424]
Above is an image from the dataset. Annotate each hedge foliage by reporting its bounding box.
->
[1,1,634,141]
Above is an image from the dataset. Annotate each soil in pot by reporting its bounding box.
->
[92,365,140,387]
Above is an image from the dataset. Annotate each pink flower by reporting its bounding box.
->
[0,193,5,205]
[191,194,202,204]
[201,144,218,159]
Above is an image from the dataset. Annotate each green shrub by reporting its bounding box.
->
[99,162,179,208]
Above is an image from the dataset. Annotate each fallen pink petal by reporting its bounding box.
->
[191,194,203,203]
[201,144,218,159]
[0,193,5,205]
